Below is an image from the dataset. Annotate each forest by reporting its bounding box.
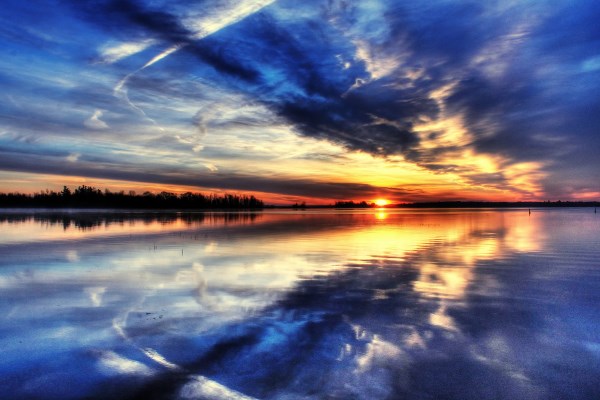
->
[0,185,264,209]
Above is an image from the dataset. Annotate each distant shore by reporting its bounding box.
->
[396,201,599,208]
[274,200,600,210]
[281,200,600,209]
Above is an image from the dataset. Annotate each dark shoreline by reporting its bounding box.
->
[397,201,600,208]
[1,201,599,211]
[276,201,600,209]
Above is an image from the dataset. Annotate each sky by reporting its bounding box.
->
[1,0,599,204]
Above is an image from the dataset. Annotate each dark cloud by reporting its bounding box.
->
[70,0,439,157]
[51,1,600,164]
[463,172,510,191]
[68,0,261,83]
[273,77,437,155]
[0,150,422,201]
[66,0,186,41]
[220,12,438,156]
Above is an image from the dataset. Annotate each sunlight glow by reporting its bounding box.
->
[375,211,387,220]
[374,199,389,207]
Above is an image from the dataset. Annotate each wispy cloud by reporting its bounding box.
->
[83,109,109,130]
[98,39,156,64]
[66,153,80,163]
[109,0,276,116]
[204,163,218,172]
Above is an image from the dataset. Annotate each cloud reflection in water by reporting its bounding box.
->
[0,209,599,399]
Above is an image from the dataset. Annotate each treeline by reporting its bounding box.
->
[334,201,373,208]
[0,185,264,209]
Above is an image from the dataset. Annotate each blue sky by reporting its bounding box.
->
[1,0,599,203]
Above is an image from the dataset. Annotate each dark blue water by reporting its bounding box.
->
[1,209,599,399]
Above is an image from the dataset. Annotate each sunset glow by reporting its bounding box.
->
[374,199,390,207]
[0,1,598,203]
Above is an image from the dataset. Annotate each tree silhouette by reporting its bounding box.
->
[0,185,264,209]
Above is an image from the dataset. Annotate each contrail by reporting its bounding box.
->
[141,43,185,70]
[114,0,276,115]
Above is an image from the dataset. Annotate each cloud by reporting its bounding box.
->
[204,163,218,172]
[353,39,401,81]
[89,0,275,82]
[97,351,154,376]
[98,39,156,64]
[88,0,277,133]
[83,109,109,130]
[66,153,80,163]
[179,375,259,400]
[0,149,423,201]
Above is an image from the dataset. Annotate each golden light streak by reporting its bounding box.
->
[409,80,548,199]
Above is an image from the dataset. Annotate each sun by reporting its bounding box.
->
[374,198,389,207]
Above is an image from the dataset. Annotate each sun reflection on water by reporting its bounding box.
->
[375,210,387,220]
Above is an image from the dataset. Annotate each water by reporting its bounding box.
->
[0,209,599,399]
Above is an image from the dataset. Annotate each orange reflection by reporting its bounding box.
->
[375,211,387,220]
[0,210,544,305]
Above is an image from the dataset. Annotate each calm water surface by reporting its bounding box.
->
[1,209,599,399]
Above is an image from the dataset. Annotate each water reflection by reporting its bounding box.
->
[0,209,599,399]
[0,212,261,244]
